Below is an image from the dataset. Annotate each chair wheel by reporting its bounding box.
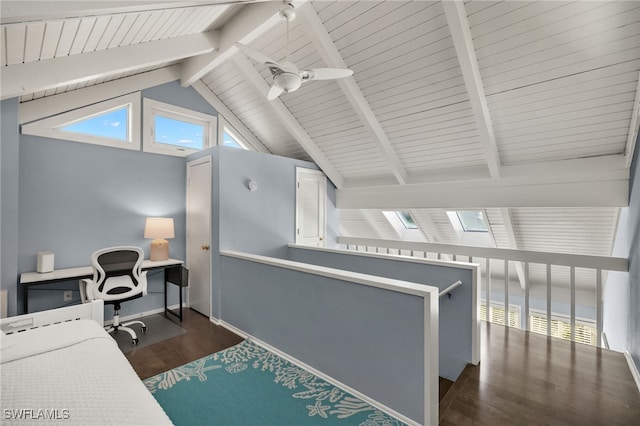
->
[132,338,139,345]
[141,326,147,333]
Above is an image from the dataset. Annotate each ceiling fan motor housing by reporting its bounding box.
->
[280,3,296,21]
[274,72,302,93]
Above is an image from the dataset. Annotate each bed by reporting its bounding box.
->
[0,300,172,425]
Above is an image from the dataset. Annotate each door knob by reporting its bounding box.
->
[201,244,210,251]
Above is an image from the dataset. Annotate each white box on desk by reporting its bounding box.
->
[37,251,54,273]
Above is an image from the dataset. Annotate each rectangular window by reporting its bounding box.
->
[143,99,216,157]
[154,115,205,150]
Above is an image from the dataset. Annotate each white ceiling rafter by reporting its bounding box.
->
[442,0,501,179]
[625,73,640,168]
[360,210,390,240]
[443,0,530,289]
[192,80,271,154]
[297,3,409,185]
[181,0,307,87]
[1,31,218,100]
[231,51,344,188]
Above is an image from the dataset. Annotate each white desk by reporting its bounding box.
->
[20,259,184,315]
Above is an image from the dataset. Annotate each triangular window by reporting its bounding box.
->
[60,107,129,141]
[21,93,141,151]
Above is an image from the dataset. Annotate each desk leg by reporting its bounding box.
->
[23,286,29,314]
[164,277,168,317]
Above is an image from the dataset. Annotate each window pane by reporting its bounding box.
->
[457,211,488,232]
[222,127,247,150]
[396,211,418,229]
[154,115,204,150]
[61,107,128,141]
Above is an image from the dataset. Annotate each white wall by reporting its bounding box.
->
[603,208,630,351]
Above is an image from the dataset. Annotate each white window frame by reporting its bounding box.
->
[218,115,250,150]
[143,98,216,157]
[21,92,141,151]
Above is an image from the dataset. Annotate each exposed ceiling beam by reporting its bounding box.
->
[181,0,307,87]
[19,66,181,124]
[500,208,527,291]
[192,80,271,154]
[442,0,501,179]
[232,51,344,188]
[0,1,245,24]
[298,3,409,185]
[409,209,439,243]
[1,31,217,100]
[625,73,640,168]
[336,177,628,209]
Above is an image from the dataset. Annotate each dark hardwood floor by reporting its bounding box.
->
[126,310,640,425]
[440,322,640,425]
[125,308,242,380]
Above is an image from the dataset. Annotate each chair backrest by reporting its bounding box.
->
[88,246,146,302]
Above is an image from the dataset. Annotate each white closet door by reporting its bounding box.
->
[187,156,212,317]
[295,168,326,247]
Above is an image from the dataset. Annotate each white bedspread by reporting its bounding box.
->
[1,320,172,425]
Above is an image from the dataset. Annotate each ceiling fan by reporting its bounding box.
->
[235,2,353,100]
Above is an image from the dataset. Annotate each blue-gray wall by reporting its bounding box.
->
[186,146,338,319]
[289,246,473,381]
[5,80,214,316]
[1,98,20,317]
[629,136,640,371]
[220,254,426,424]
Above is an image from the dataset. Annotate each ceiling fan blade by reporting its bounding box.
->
[303,68,353,81]
[267,84,285,100]
[235,42,279,66]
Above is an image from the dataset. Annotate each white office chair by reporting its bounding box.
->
[80,246,148,344]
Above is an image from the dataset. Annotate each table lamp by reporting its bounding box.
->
[144,217,175,261]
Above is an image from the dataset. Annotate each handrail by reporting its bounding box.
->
[439,280,463,298]
[338,236,628,272]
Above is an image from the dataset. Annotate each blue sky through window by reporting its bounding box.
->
[223,130,243,149]
[61,107,128,140]
[154,115,204,150]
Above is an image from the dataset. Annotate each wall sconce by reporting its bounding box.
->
[248,180,258,192]
[144,217,175,261]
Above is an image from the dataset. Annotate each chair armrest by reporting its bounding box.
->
[140,271,148,296]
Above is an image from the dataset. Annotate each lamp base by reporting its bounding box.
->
[150,239,169,261]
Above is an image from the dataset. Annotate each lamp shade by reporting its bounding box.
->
[144,217,175,239]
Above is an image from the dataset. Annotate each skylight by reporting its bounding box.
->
[396,211,418,229]
[60,107,129,141]
[456,211,488,232]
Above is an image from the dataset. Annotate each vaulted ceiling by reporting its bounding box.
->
[2,0,638,258]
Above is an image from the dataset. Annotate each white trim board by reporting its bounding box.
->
[625,351,640,394]
[217,319,422,426]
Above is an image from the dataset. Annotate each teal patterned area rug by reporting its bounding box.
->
[144,339,407,426]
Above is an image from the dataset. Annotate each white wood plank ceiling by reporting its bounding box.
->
[2,0,638,268]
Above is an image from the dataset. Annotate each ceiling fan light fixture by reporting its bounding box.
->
[274,72,302,93]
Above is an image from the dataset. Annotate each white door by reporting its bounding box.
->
[187,156,212,317]
[295,168,326,247]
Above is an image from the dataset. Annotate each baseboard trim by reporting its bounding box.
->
[217,320,420,426]
[624,351,640,393]
[209,316,221,325]
[104,304,184,326]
